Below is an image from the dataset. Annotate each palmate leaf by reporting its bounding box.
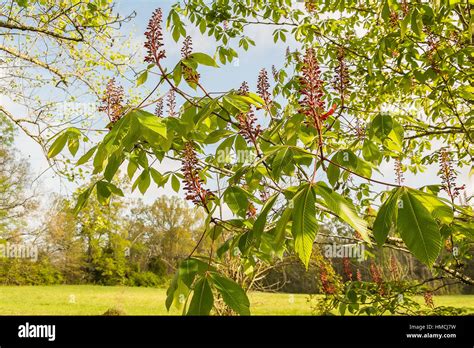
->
[397,189,442,266]
[291,184,318,269]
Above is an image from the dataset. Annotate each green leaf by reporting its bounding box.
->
[400,13,411,39]
[136,70,148,87]
[362,140,381,163]
[239,194,279,252]
[47,132,68,158]
[67,136,79,156]
[208,224,223,241]
[15,0,28,7]
[137,170,151,194]
[253,194,278,239]
[166,273,179,311]
[272,147,293,178]
[173,63,182,86]
[189,53,219,67]
[315,183,371,243]
[381,0,390,21]
[408,188,453,224]
[326,162,340,187]
[411,8,423,37]
[187,277,214,316]
[274,206,292,250]
[291,184,318,269]
[369,114,403,153]
[171,175,180,193]
[127,160,138,180]
[76,146,97,166]
[179,258,210,287]
[73,186,94,214]
[150,168,165,186]
[96,180,112,205]
[104,154,122,181]
[196,99,219,125]
[134,109,167,139]
[224,186,249,216]
[373,188,402,246]
[223,94,250,112]
[385,123,404,153]
[458,86,474,101]
[209,273,250,315]
[397,189,442,265]
[369,114,394,140]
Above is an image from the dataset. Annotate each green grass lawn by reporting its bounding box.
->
[0,285,472,315]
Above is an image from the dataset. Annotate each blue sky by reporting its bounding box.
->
[8,0,473,208]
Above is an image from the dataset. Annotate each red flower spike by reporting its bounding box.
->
[144,9,166,65]
[321,103,337,120]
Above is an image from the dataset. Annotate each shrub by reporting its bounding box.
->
[126,271,163,287]
[148,257,167,277]
[0,258,63,285]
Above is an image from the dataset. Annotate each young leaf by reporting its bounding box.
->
[67,136,79,156]
[171,175,180,193]
[73,186,94,214]
[47,132,69,158]
[136,70,148,86]
[190,53,219,67]
[76,146,97,166]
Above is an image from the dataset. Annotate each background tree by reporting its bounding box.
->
[0,0,135,176]
[127,196,209,273]
[44,197,85,283]
[0,115,36,238]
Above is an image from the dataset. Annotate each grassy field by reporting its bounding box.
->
[0,285,473,315]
